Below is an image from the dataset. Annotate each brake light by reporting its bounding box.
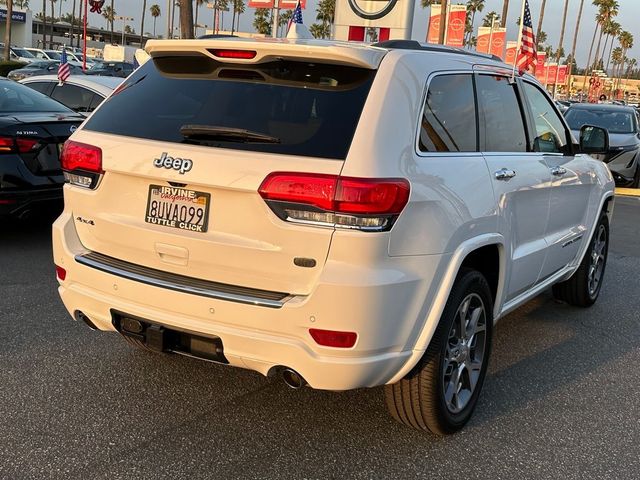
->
[258,173,410,232]
[0,136,14,152]
[61,140,103,189]
[208,49,257,59]
[309,329,357,348]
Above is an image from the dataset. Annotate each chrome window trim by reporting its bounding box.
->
[75,252,294,309]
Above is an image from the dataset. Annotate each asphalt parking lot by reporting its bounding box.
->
[1,196,639,480]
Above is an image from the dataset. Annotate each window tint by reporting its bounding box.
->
[0,81,70,113]
[419,74,477,152]
[26,81,52,95]
[83,57,376,160]
[522,82,569,153]
[476,75,527,152]
[51,84,95,112]
[88,93,105,112]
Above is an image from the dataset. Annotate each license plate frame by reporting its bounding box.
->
[145,184,211,233]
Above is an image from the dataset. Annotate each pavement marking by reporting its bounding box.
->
[615,188,640,197]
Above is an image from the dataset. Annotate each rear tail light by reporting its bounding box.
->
[309,328,357,348]
[258,173,410,232]
[0,135,40,153]
[61,140,103,189]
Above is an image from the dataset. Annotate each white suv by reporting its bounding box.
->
[53,39,615,434]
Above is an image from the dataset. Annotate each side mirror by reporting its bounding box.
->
[580,125,610,154]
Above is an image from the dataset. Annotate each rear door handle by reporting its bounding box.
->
[494,168,517,180]
[550,166,567,176]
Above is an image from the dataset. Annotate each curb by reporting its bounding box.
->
[615,188,640,197]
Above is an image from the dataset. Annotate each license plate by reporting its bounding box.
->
[145,185,210,233]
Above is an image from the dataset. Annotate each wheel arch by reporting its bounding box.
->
[387,233,506,385]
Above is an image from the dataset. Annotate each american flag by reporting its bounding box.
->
[516,0,536,74]
[58,48,71,84]
[287,1,303,33]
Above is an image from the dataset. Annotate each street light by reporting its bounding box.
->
[115,15,135,45]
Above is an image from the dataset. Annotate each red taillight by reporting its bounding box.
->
[55,265,67,281]
[61,140,103,173]
[16,138,39,153]
[209,49,257,59]
[0,136,14,152]
[309,329,357,348]
[258,173,410,231]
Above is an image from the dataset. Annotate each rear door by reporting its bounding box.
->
[70,54,377,295]
[477,74,551,302]
[519,80,595,280]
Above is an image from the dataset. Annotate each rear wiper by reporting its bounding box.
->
[180,125,280,144]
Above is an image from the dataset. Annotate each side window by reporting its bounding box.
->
[26,82,52,95]
[87,93,105,112]
[476,75,528,152]
[51,84,95,112]
[522,82,569,153]
[419,74,477,152]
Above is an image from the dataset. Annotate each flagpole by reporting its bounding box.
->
[512,0,527,79]
[83,0,87,72]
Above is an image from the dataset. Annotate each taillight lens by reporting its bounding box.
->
[0,136,40,153]
[61,140,103,189]
[258,173,410,232]
[208,49,257,59]
[309,328,357,348]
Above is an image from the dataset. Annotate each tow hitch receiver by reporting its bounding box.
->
[112,311,228,364]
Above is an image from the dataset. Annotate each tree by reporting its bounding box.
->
[4,0,12,61]
[110,0,114,42]
[233,0,244,33]
[102,5,115,37]
[49,0,56,47]
[536,0,546,41]
[536,31,547,50]
[592,1,619,71]
[69,0,76,48]
[316,0,335,37]
[603,20,620,73]
[465,0,485,46]
[278,10,292,37]
[124,24,133,34]
[193,0,205,36]
[553,0,570,91]
[140,0,147,45]
[150,4,160,37]
[500,0,508,28]
[481,11,499,28]
[309,23,329,39]
[41,0,47,48]
[568,0,584,79]
[253,7,270,36]
[179,0,193,38]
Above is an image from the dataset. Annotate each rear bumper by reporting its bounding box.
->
[53,212,445,390]
[0,186,63,218]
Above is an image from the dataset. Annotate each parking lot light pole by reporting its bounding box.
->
[116,15,135,45]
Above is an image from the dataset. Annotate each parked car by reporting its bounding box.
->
[565,103,640,187]
[9,47,37,64]
[0,78,84,219]
[84,61,134,78]
[20,75,122,115]
[53,39,614,434]
[7,60,84,81]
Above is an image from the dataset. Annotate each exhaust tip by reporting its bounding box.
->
[74,311,98,330]
[282,368,306,389]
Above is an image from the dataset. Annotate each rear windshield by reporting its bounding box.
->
[83,55,376,160]
[0,81,71,113]
[565,108,637,134]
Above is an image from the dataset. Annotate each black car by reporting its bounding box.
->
[85,61,134,78]
[565,103,640,187]
[7,60,84,82]
[0,79,84,219]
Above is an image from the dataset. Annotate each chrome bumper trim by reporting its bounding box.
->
[75,252,292,309]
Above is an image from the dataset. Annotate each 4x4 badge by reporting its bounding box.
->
[153,152,193,174]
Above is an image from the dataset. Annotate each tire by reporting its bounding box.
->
[552,212,609,307]
[632,164,640,189]
[384,268,493,434]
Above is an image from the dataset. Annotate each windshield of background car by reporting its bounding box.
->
[82,55,377,160]
[0,81,72,113]
[44,50,62,60]
[13,48,35,58]
[565,108,637,134]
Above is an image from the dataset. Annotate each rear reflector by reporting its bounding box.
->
[259,173,410,231]
[309,329,357,348]
[55,265,67,281]
[209,49,257,59]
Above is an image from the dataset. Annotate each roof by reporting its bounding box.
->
[566,103,637,113]
[19,75,123,95]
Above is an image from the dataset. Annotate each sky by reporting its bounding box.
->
[45,0,640,67]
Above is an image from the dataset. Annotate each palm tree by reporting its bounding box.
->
[568,0,584,79]
[536,0,546,42]
[150,4,160,37]
[193,0,205,37]
[234,0,244,32]
[4,0,12,61]
[253,7,270,36]
[603,20,621,73]
[70,0,76,47]
[41,0,48,48]
[110,0,114,43]
[316,0,335,38]
[500,0,508,28]
[49,0,56,46]
[102,5,115,39]
[278,9,291,37]
[76,0,81,47]
[465,0,485,46]
[481,11,499,28]
[536,31,547,50]
[179,0,193,38]
[553,0,570,92]
[616,31,633,92]
[140,0,147,45]
[592,1,619,71]
[58,0,63,19]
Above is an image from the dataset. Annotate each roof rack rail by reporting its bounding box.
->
[371,40,503,63]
